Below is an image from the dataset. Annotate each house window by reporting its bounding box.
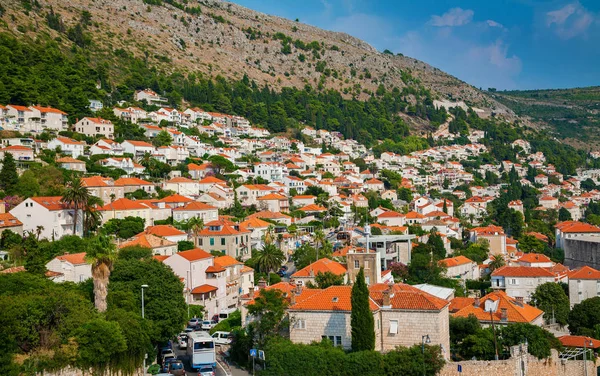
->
[364,261,369,269]
[511,279,517,285]
[221,238,226,246]
[295,319,306,330]
[198,239,203,246]
[354,260,359,269]
[389,320,399,334]
[210,238,215,246]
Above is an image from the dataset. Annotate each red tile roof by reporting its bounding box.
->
[120,234,176,249]
[172,201,218,211]
[452,291,543,324]
[292,258,347,278]
[98,198,149,211]
[569,266,600,280]
[31,196,69,211]
[205,265,226,273]
[214,255,242,268]
[491,266,555,278]
[289,285,379,312]
[517,253,552,264]
[369,283,449,311]
[159,194,194,203]
[177,248,212,261]
[0,213,22,228]
[439,255,473,268]
[191,284,218,294]
[144,225,186,237]
[56,252,87,265]
[558,336,600,349]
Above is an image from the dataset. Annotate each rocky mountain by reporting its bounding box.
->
[0,0,513,127]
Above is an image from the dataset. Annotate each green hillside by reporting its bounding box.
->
[490,87,600,146]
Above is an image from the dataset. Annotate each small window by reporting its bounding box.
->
[221,238,226,246]
[295,319,306,330]
[210,238,215,246]
[364,261,369,269]
[335,336,342,346]
[354,260,359,269]
[389,320,399,334]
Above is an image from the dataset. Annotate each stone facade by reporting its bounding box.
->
[379,306,450,358]
[440,346,597,376]
[346,250,381,285]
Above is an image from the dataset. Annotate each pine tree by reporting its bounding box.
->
[351,267,375,351]
[0,153,18,194]
[442,200,448,214]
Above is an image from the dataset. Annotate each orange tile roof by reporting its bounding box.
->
[248,211,292,221]
[405,211,425,219]
[198,176,226,184]
[55,136,84,145]
[191,284,218,294]
[517,253,552,264]
[81,176,114,187]
[214,255,242,268]
[114,177,153,186]
[449,297,475,313]
[558,336,600,349]
[559,222,600,234]
[144,225,186,237]
[239,217,271,229]
[0,213,22,228]
[172,201,218,211]
[369,283,449,310]
[289,285,379,312]
[491,266,555,277]
[569,266,600,280]
[166,177,196,184]
[240,265,254,273]
[177,248,213,261]
[452,291,543,324]
[153,255,169,262]
[124,140,153,147]
[299,204,327,212]
[439,255,473,268]
[0,266,26,274]
[257,193,288,201]
[120,234,176,249]
[205,265,226,273]
[30,105,66,114]
[198,222,250,236]
[31,196,69,211]
[292,258,347,278]
[377,211,404,218]
[56,252,87,265]
[2,145,33,151]
[471,225,505,236]
[99,198,149,211]
[159,194,194,203]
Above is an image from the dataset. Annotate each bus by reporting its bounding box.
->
[186,331,216,369]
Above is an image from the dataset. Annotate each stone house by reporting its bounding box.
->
[291,258,348,286]
[568,266,600,307]
[287,283,450,359]
[491,266,556,302]
[197,219,251,260]
[74,117,114,139]
[45,252,92,283]
[439,256,479,281]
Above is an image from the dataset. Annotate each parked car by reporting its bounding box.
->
[160,347,174,360]
[201,320,216,330]
[178,334,188,349]
[211,331,232,345]
[198,366,216,376]
[188,317,201,326]
[162,357,177,372]
[167,360,185,376]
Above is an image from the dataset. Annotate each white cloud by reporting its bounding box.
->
[428,8,474,27]
[468,40,522,78]
[546,2,594,39]
[486,20,504,28]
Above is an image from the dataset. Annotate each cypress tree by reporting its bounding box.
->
[0,153,18,194]
[351,267,375,351]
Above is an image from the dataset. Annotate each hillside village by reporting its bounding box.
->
[3,84,600,374]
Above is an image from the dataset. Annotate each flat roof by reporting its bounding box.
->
[565,235,600,244]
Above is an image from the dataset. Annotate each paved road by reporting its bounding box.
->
[172,341,248,376]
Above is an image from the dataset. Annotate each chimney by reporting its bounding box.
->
[382,288,391,309]
[295,284,303,296]
[516,296,524,303]
[501,308,508,322]
[258,277,267,289]
[290,292,296,305]
[474,297,480,308]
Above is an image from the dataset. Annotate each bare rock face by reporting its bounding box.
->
[7,0,513,118]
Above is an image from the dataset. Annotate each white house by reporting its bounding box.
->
[74,117,114,139]
[48,137,85,159]
[10,196,83,239]
[45,252,92,283]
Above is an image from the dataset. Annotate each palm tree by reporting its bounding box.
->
[62,177,92,236]
[86,235,117,312]
[489,254,505,272]
[313,229,325,262]
[255,243,285,284]
[188,217,204,248]
[83,195,103,236]
[35,225,44,241]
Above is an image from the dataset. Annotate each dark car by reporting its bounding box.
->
[168,360,185,376]
[162,357,177,373]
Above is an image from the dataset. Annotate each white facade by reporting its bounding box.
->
[10,197,83,239]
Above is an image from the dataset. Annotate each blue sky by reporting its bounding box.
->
[232,0,600,90]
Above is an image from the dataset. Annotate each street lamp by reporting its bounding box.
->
[141,284,148,375]
[584,337,594,376]
[422,334,431,376]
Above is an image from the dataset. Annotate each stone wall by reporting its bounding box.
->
[440,346,597,376]
[564,238,600,269]
[38,367,143,376]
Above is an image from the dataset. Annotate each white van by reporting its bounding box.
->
[211,331,231,345]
